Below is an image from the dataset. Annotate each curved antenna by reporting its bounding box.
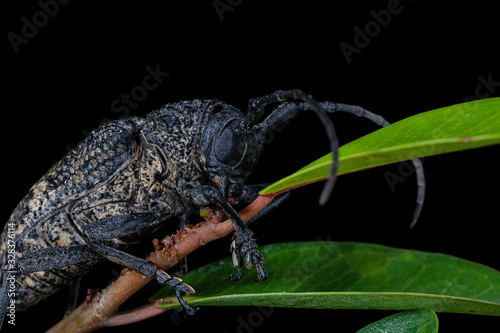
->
[248,89,339,205]
[252,97,426,226]
[318,102,426,227]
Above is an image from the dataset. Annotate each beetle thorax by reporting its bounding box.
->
[142,100,216,188]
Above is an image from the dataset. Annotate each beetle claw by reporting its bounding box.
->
[156,270,197,315]
[229,233,267,282]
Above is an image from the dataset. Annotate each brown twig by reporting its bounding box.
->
[102,302,171,327]
[47,193,277,333]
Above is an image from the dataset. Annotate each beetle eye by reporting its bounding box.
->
[215,122,246,167]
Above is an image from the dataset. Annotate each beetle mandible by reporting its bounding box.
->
[0,89,425,327]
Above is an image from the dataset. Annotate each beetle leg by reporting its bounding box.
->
[81,209,197,314]
[237,184,290,226]
[226,189,289,281]
[22,206,159,276]
[245,191,290,226]
[213,196,268,282]
[172,210,192,277]
[17,246,97,274]
[87,242,197,315]
[187,185,268,282]
[156,270,197,315]
[82,210,159,242]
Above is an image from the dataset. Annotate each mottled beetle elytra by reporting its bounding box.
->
[0,89,424,328]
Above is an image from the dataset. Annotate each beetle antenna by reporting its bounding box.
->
[248,90,339,205]
[312,101,426,227]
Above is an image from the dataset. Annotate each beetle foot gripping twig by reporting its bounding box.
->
[229,231,267,282]
[156,270,198,315]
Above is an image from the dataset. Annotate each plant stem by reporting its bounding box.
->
[102,302,171,327]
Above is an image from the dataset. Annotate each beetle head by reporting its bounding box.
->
[147,90,339,209]
[200,102,267,201]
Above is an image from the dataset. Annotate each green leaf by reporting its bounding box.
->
[152,242,500,316]
[261,97,500,195]
[356,310,439,333]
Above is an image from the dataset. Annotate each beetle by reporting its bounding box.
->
[0,89,424,328]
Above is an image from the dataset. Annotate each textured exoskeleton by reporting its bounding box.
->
[0,90,425,328]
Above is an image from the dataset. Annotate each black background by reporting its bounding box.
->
[2,1,499,332]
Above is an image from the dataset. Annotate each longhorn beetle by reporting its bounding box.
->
[0,89,425,328]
